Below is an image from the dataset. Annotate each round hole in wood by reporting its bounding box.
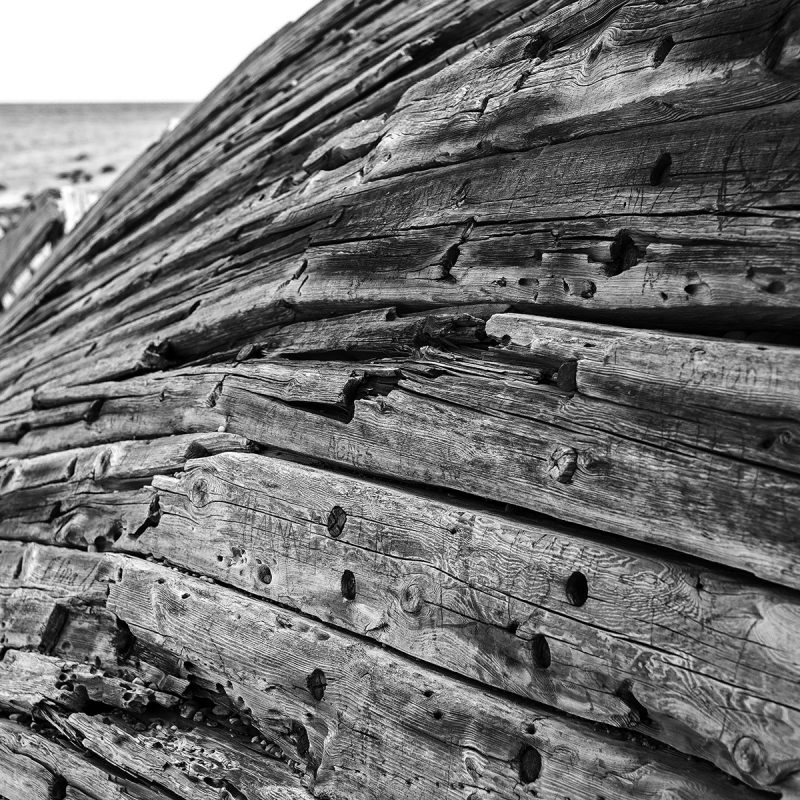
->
[565,570,588,606]
[519,745,542,782]
[341,569,356,600]
[257,564,272,585]
[531,634,551,669]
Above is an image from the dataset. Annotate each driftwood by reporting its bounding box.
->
[0,0,799,798]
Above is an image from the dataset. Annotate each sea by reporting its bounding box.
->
[0,102,193,211]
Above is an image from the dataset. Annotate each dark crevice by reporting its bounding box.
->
[606,230,644,276]
[652,35,675,68]
[519,745,542,783]
[82,399,105,425]
[615,680,654,728]
[523,32,551,61]
[130,494,161,539]
[649,151,672,186]
[437,242,461,283]
[50,775,67,800]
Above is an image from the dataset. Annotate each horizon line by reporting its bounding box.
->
[0,99,197,105]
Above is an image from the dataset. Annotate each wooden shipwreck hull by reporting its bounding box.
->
[0,0,799,798]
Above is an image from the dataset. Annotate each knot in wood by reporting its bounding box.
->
[400,577,427,615]
[547,447,578,483]
[190,477,210,507]
[578,450,605,474]
[327,505,347,537]
[732,735,766,775]
[235,343,261,362]
[92,448,113,479]
[83,398,104,424]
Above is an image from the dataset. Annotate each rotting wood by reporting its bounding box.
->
[145,451,800,787]
[5,340,796,586]
[0,0,798,797]
[0,544,777,799]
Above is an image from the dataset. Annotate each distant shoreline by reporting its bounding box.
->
[0,101,191,224]
[0,101,195,106]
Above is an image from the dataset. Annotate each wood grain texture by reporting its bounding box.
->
[143,451,800,786]
[0,543,775,800]
[0,0,797,797]
[7,341,793,585]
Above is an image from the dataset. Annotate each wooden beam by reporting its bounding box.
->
[0,0,796,796]
[0,543,773,799]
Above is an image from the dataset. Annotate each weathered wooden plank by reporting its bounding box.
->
[365,0,800,181]
[0,542,119,666]
[2,344,797,587]
[0,741,62,800]
[107,556,778,798]
[136,450,800,787]
[0,0,796,797]
[0,433,252,550]
[65,711,313,800]
[243,306,496,359]
[483,314,800,472]
[486,313,800,422]
[0,544,775,797]
[212,356,800,588]
[405,345,800,475]
[4,440,799,783]
[296,215,800,328]
[0,717,280,800]
[4,543,769,800]
[0,650,174,716]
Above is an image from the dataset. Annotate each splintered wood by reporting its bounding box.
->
[0,0,798,798]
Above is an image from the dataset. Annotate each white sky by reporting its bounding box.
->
[0,1,321,103]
